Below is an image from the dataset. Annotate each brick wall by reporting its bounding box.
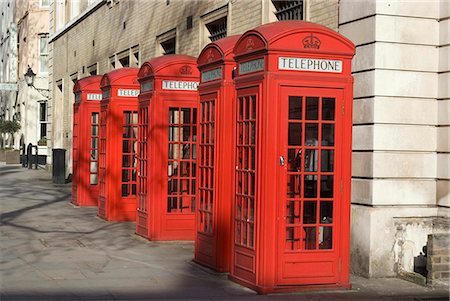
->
[427,233,450,287]
[309,0,339,31]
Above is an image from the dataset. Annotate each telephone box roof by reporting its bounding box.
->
[138,54,199,80]
[100,68,139,88]
[197,35,241,66]
[234,20,355,58]
[73,75,103,93]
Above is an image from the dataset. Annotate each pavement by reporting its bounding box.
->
[0,164,449,301]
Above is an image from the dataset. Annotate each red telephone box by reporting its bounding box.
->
[194,35,241,272]
[98,68,140,221]
[136,55,199,240]
[72,75,103,207]
[229,21,355,293]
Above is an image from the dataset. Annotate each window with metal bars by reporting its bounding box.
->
[205,16,227,42]
[161,37,176,55]
[272,0,304,21]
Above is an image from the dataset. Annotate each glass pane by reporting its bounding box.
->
[193,109,197,124]
[182,126,191,141]
[320,201,333,224]
[90,149,98,160]
[322,98,335,120]
[303,227,316,250]
[122,170,129,182]
[181,144,191,159]
[288,96,302,120]
[90,161,98,173]
[303,201,317,224]
[122,155,130,167]
[321,150,334,172]
[304,149,318,172]
[251,95,256,119]
[169,144,179,160]
[322,124,335,146]
[288,149,301,172]
[304,175,317,198]
[132,112,138,124]
[123,140,130,153]
[92,113,99,123]
[305,124,318,146]
[182,108,191,124]
[91,138,98,149]
[132,184,136,195]
[90,174,98,185]
[121,184,129,196]
[319,226,333,249]
[168,179,178,194]
[288,123,302,146]
[169,108,178,124]
[168,126,178,142]
[306,97,319,120]
[91,125,98,136]
[286,201,300,224]
[320,175,334,198]
[287,175,301,198]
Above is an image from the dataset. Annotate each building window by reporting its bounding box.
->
[70,0,80,20]
[272,0,304,20]
[40,0,49,8]
[205,16,227,42]
[39,102,47,139]
[161,37,176,55]
[157,29,176,56]
[39,34,49,74]
[87,63,97,76]
[201,4,228,46]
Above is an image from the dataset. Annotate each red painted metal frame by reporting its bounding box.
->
[229,21,355,293]
[136,55,200,240]
[195,35,241,272]
[72,75,103,207]
[98,68,140,222]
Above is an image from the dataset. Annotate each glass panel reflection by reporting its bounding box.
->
[288,123,302,146]
[306,97,319,120]
[319,226,333,249]
[303,227,316,249]
[322,124,334,146]
[303,201,317,224]
[304,175,317,198]
[322,98,335,120]
[320,201,333,224]
[321,150,334,172]
[320,175,334,198]
[289,96,302,120]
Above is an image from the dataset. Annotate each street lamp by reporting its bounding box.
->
[24,66,49,98]
[24,65,36,87]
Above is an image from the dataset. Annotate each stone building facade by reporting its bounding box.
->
[48,0,449,284]
[0,0,50,151]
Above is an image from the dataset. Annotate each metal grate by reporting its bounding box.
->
[272,0,304,21]
[206,16,227,42]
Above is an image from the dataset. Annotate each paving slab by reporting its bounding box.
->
[0,165,449,301]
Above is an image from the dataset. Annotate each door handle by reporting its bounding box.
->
[279,156,285,166]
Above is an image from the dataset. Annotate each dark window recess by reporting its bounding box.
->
[206,16,227,42]
[161,37,176,55]
[89,68,97,76]
[187,15,193,30]
[119,56,130,67]
[272,0,303,21]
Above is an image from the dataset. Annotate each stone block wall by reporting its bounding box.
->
[427,233,450,287]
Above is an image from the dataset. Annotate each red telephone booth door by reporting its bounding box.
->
[277,86,343,285]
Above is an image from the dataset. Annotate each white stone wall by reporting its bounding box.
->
[340,0,449,278]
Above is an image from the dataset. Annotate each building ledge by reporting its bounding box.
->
[49,0,105,43]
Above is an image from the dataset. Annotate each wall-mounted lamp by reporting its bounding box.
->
[24,65,36,87]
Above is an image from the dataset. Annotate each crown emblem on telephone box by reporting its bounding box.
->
[302,34,321,49]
